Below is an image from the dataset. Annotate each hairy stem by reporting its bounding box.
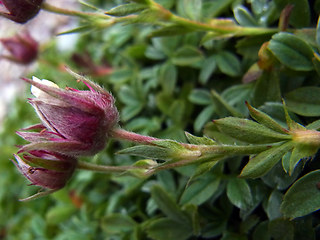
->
[41,2,110,19]
[77,161,136,173]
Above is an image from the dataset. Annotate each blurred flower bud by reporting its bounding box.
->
[19,75,119,156]
[71,52,113,77]
[12,151,77,190]
[0,0,43,23]
[0,31,38,64]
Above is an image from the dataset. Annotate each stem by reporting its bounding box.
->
[110,128,160,145]
[41,2,110,19]
[77,161,136,173]
[150,1,278,36]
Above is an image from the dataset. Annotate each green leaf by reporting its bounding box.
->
[289,145,317,175]
[268,32,314,71]
[240,142,294,178]
[265,190,283,220]
[215,51,242,77]
[281,170,320,219]
[151,185,188,223]
[211,89,243,118]
[268,218,294,240]
[180,176,220,205]
[146,218,193,240]
[306,119,320,130]
[106,3,147,16]
[199,56,216,84]
[177,0,202,21]
[117,145,175,160]
[282,100,305,131]
[46,205,76,225]
[226,178,253,210]
[285,87,320,116]
[159,62,177,95]
[171,45,204,67]
[187,161,220,184]
[253,221,271,240]
[189,89,212,105]
[316,16,320,48]
[233,6,258,26]
[145,46,167,60]
[246,102,288,134]
[185,132,216,145]
[109,68,134,85]
[252,71,281,107]
[213,117,292,144]
[101,214,137,234]
[194,105,215,132]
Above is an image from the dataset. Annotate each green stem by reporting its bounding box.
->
[110,128,160,145]
[150,1,278,36]
[41,2,110,19]
[77,161,135,173]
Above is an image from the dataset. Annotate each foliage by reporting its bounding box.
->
[2,0,320,239]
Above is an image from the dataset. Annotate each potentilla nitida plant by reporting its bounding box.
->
[0,0,43,23]
[18,73,119,156]
[0,31,38,64]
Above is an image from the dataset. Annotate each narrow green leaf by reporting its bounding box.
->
[268,32,314,71]
[282,100,305,131]
[246,102,289,134]
[214,117,292,144]
[281,170,320,219]
[226,178,253,210]
[106,3,147,16]
[151,185,188,223]
[240,142,294,178]
[185,132,216,145]
[285,87,320,117]
[211,89,243,118]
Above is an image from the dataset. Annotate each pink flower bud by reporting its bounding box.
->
[0,0,43,23]
[19,75,119,156]
[12,151,77,190]
[0,31,38,64]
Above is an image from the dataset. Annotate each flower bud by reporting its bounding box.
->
[19,75,119,156]
[0,0,43,23]
[0,31,38,64]
[12,151,77,190]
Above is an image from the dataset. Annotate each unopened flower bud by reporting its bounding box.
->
[0,0,43,23]
[19,75,119,156]
[0,31,38,64]
[12,151,77,190]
